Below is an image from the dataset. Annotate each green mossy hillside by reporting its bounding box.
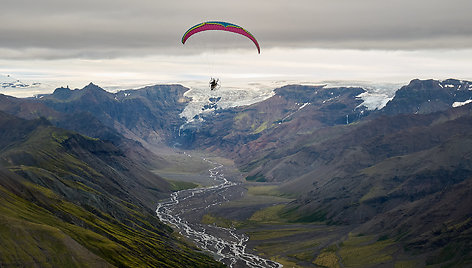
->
[0,112,222,267]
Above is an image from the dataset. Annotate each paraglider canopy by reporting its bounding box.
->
[182,21,260,54]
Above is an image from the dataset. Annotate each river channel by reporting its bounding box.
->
[156,158,282,268]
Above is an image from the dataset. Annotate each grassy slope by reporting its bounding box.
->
[201,179,472,267]
[0,179,218,267]
[0,114,222,267]
[200,183,351,267]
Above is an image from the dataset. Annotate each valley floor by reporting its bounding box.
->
[152,150,457,268]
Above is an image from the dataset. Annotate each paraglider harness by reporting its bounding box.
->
[209,77,220,90]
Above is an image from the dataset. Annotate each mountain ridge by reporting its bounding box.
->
[35,83,190,148]
[0,111,222,267]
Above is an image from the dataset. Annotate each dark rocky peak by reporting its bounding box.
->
[48,83,113,102]
[398,78,470,94]
[71,83,116,104]
[380,78,472,115]
[51,86,73,100]
[83,82,101,90]
[81,82,111,96]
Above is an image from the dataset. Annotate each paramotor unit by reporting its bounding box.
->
[209,77,220,90]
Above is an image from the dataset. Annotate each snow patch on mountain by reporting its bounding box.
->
[453,99,472,108]
[298,102,310,110]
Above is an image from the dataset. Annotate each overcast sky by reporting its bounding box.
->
[1,0,472,96]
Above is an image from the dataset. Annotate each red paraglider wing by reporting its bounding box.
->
[182,21,260,54]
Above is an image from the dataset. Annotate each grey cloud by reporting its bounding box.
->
[1,0,471,59]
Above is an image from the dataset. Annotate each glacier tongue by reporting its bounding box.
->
[179,81,274,122]
[356,90,395,110]
[322,80,402,110]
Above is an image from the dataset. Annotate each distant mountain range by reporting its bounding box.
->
[1,78,471,266]
[0,74,41,89]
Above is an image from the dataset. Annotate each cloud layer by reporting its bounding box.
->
[2,0,472,59]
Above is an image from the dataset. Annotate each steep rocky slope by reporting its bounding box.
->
[179,84,369,155]
[35,83,190,148]
[380,78,472,115]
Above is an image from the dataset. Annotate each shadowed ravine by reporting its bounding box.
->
[156,158,282,268]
